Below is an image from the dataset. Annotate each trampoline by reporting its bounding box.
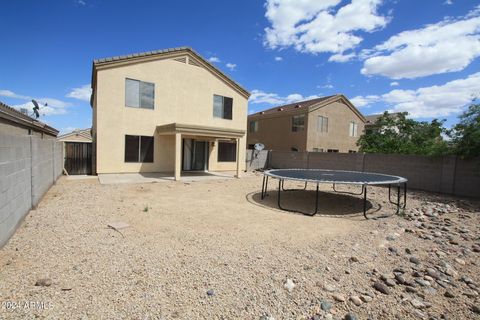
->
[261,169,407,218]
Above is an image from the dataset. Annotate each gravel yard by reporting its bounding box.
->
[0,173,479,319]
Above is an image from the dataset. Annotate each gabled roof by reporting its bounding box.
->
[0,101,59,136]
[57,128,92,141]
[91,47,250,107]
[249,94,366,122]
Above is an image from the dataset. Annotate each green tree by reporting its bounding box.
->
[450,104,480,158]
[358,112,449,156]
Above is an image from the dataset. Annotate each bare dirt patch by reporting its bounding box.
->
[0,173,479,319]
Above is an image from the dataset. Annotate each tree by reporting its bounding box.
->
[449,103,480,158]
[358,112,449,156]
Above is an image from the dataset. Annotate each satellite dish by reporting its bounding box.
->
[254,143,265,151]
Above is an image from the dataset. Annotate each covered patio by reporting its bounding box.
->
[156,123,245,181]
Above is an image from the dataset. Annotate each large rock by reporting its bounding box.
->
[373,281,390,295]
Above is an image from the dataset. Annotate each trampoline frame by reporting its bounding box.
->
[261,169,407,219]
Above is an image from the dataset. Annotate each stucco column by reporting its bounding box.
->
[235,137,241,178]
[174,133,182,181]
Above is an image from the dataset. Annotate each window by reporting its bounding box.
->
[317,116,328,133]
[327,149,339,153]
[218,141,236,162]
[125,135,154,163]
[292,114,305,132]
[291,147,299,152]
[213,95,233,119]
[313,148,324,152]
[249,120,258,133]
[125,78,155,109]
[348,150,357,153]
[349,121,358,137]
[248,144,255,150]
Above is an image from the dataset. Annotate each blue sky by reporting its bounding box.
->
[0,0,479,133]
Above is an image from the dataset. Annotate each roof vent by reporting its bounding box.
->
[277,107,284,111]
[173,56,187,64]
[295,104,302,108]
[260,111,265,114]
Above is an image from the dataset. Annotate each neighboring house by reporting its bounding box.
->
[365,112,403,134]
[247,95,365,153]
[0,101,58,138]
[57,128,93,175]
[90,47,250,180]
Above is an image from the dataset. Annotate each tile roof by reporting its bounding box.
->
[92,46,249,98]
[250,95,337,116]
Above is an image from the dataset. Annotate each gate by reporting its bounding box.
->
[64,142,92,175]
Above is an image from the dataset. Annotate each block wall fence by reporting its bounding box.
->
[250,150,480,199]
[0,133,63,247]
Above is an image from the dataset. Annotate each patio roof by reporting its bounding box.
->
[156,123,245,138]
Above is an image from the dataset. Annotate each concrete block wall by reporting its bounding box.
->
[245,150,269,171]
[268,150,480,198]
[0,133,62,247]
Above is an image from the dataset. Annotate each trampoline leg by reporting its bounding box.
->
[314,183,319,214]
[363,185,368,219]
[281,179,307,191]
[261,175,266,199]
[277,179,282,209]
[396,184,401,214]
[403,183,407,209]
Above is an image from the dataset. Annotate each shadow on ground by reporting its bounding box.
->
[246,182,384,219]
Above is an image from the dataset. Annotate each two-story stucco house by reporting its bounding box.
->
[247,95,365,153]
[90,47,250,180]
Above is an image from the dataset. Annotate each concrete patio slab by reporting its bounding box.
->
[98,171,240,185]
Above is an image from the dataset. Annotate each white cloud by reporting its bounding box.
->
[351,72,480,117]
[208,57,220,63]
[225,63,237,71]
[264,0,389,60]
[66,84,91,101]
[350,95,380,108]
[76,0,86,6]
[0,89,30,100]
[249,89,320,105]
[361,7,480,79]
[274,56,283,61]
[390,81,399,86]
[328,52,356,62]
[317,84,334,89]
[444,0,453,5]
[1,88,72,116]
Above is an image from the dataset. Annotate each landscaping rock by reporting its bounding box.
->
[321,300,332,311]
[373,281,390,295]
[332,293,346,302]
[284,279,295,292]
[35,278,52,287]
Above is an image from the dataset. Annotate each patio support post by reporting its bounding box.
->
[235,137,241,178]
[174,133,182,181]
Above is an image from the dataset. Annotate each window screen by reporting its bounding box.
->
[249,120,258,133]
[125,78,155,109]
[125,135,154,163]
[213,95,233,120]
[125,135,140,162]
[217,141,236,162]
[292,114,305,132]
[317,116,328,132]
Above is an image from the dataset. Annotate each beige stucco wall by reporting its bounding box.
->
[247,100,364,153]
[93,55,247,174]
[306,101,365,152]
[247,110,308,151]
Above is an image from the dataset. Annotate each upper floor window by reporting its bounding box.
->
[249,120,258,133]
[292,114,305,132]
[349,121,358,137]
[213,95,233,120]
[317,116,328,133]
[125,78,155,109]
